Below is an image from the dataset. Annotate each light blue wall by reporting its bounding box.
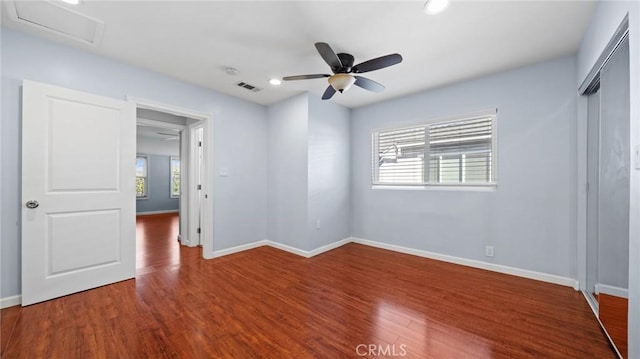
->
[308,96,351,250]
[0,28,269,297]
[351,56,578,278]
[136,154,179,213]
[576,2,640,356]
[266,93,351,252]
[267,94,309,249]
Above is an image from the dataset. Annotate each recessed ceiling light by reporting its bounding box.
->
[424,0,449,15]
[269,78,282,86]
[60,0,80,5]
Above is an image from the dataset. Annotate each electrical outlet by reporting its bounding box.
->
[485,245,494,257]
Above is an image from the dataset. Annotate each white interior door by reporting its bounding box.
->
[196,127,204,246]
[21,80,136,306]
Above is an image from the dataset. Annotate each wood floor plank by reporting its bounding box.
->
[1,213,617,358]
[0,306,20,355]
[599,293,628,358]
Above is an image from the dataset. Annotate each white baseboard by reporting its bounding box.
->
[265,238,352,258]
[595,283,629,298]
[350,237,579,289]
[208,240,268,259]
[306,238,353,257]
[265,241,310,257]
[207,238,354,260]
[1,295,21,308]
[136,210,179,216]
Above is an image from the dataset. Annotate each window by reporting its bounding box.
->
[373,110,496,187]
[136,156,148,198]
[170,157,181,198]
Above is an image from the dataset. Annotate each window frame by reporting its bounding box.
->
[136,155,149,199]
[170,156,181,198]
[371,109,498,189]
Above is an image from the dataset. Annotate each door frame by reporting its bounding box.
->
[129,97,214,257]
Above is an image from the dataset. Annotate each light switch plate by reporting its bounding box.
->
[219,167,229,177]
[635,145,640,169]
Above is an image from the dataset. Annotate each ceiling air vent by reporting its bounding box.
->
[7,0,104,46]
[236,82,262,93]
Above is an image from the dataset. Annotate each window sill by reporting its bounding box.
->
[136,197,148,200]
[372,184,497,192]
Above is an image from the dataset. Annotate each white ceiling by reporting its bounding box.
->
[137,125,180,141]
[1,0,596,108]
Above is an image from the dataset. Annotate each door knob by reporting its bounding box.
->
[26,200,39,209]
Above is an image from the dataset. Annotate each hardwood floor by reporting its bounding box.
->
[135,213,199,275]
[599,293,628,358]
[2,213,616,358]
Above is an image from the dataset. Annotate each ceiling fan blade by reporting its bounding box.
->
[352,53,403,73]
[322,85,336,100]
[282,74,330,81]
[315,42,343,70]
[354,76,385,93]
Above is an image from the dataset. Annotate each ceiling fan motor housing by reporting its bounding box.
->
[336,53,355,73]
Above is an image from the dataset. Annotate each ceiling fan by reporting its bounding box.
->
[283,42,403,100]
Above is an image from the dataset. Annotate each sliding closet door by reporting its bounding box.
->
[586,91,599,305]
[598,38,630,293]
[596,37,629,358]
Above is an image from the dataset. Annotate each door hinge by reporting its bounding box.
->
[199,141,202,147]
[586,182,589,193]
[197,227,201,234]
[197,184,202,190]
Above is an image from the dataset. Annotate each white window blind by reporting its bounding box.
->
[376,126,426,184]
[373,111,496,186]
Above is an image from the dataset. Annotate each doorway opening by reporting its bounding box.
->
[130,97,214,262]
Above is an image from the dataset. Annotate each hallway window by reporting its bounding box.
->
[171,157,180,198]
[136,156,148,198]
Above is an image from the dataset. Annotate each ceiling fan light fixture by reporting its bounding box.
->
[328,74,356,93]
[424,0,449,15]
[283,42,401,100]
